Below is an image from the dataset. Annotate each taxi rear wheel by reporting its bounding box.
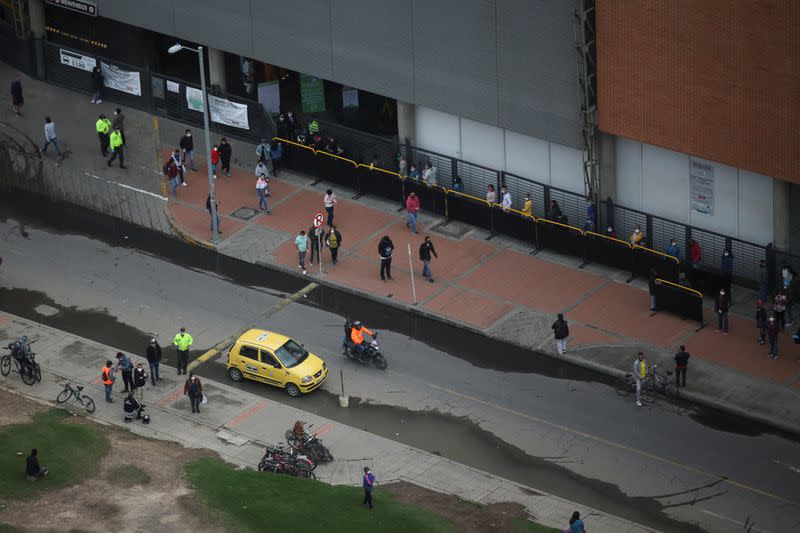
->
[228,367,244,382]
[285,383,301,397]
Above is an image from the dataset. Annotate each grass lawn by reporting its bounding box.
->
[511,516,563,532]
[186,459,455,533]
[0,409,108,498]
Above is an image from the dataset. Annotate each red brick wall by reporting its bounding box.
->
[597,1,800,184]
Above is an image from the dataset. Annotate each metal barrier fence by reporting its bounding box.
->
[316,119,398,170]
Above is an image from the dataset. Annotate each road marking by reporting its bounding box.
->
[225,400,268,429]
[84,172,168,201]
[314,422,335,438]
[386,368,798,506]
[700,509,770,533]
[187,282,319,372]
[773,459,800,474]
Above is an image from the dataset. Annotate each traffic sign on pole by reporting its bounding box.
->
[313,212,324,228]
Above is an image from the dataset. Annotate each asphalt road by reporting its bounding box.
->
[1,213,799,533]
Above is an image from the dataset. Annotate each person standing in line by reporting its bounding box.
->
[408,164,419,180]
[500,187,512,211]
[419,236,438,283]
[398,155,407,177]
[26,449,48,481]
[522,193,532,217]
[720,248,734,297]
[132,362,147,402]
[362,466,376,510]
[378,235,394,281]
[766,315,780,359]
[210,144,219,179]
[270,141,283,177]
[255,138,271,166]
[40,116,64,161]
[689,240,702,269]
[96,114,110,156]
[206,194,220,232]
[256,174,270,212]
[10,74,24,116]
[629,224,644,246]
[179,129,196,173]
[773,289,788,330]
[115,352,134,393]
[218,137,232,176]
[568,511,586,533]
[295,230,309,275]
[405,192,420,234]
[90,66,103,104]
[308,224,324,267]
[326,225,342,265]
[324,189,337,226]
[107,126,126,168]
[486,184,497,204]
[184,372,204,413]
[101,359,116,403]
[146,338,161,386]
[548,200,564,222]
[648,269,658,311]
[422,162,438,187]
[757,259,768,302]
[716,288,730,334]
[665,239,680,260]
[756,300,767,345]
[452,175,464,192]
[111,108,126,145]
[633,352,647,406]
[674,345,689,388]
[551,313,570,355]
[173,327,193,376]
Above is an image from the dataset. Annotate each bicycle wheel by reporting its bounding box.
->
[285,430,303,449]
[614,376,633,396]
[56,387,71,404]
[295,467,316,480]
[0,355,10,376]
[296,454,316,471]
[82,396,96,413]
[21,367,36,386]
[33,363,42,383]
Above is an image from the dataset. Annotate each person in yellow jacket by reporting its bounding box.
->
[173,327,193,375]
[96,114,110,156]
[633,352,647,406]
[107,126,126,168]
[522,193,533,217]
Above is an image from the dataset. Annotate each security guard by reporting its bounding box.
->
[173,327,193,375]
[96,113,110,156]
[107,126,126,168]
[101,359,115,403]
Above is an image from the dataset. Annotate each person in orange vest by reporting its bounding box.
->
[350,321,374,362]
[101,359,116,403]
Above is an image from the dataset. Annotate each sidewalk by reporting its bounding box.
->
[0,311,653,533]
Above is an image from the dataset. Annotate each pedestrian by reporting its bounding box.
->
[678,272,691,288]
[551,313,569,355]
[605,225,617,239]
[10,74,24,116]
[629,224,644,246]
[166,158,180,196]
[398,155,407,177]
[648,269,658,311]
[689,239,702,269]
[486,184,496,204]
[716,288,730,334]
[756,299,767,345]
[101,359,116,403]
[133,362,147,402]
[674,345,689,388]
[452,175,464,192]
[326,225,342,265]
[179,129,196,172]
[419,236,438,282]
[270,141,283,176]
[522,193,532,217]
[173,327,193,376]
[785,274,796,326]
[184,372,204,413]
[115,351,134,393]
[362,466,376,510]
[170,148,186,186]
[206,194,220,232]
[720,248,733,296]
[90,66,103,104]
[323,189,337,226]
[40,116,64,161]
[500,187,512,211]
[583,203,596,232]
[255,160,269,184]
[665,239,680,260]
[123,391,144,422]
[256,174,270,212]
[111,108,126,145]
[422,161,438,186]
[107,126,126,168]
[295,230,308,275]
[256,138,271,165]
[548,200,564,223]
[210,144,219,179]
[218,137,232,176]
[781,263,796,291]
[378,235,394,281]
[96,114,110,156]
[405,192,420,234]
[757,259,768,302]
[25,449,48,481]
[633,352,647,407]
[146,337,161,386]
[773,289,787,330]
[308,224,324,267]
[408,164,419,180]
[568,511,586,533]
[766,315,780,359]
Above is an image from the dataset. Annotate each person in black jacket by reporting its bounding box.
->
[674,345,689,387]
[90,66,103,104]
[206,194,220,232]
[218,137,232,177]
[26,449,48,480]
[326,225,342,265]
[146,338,161,385]
[551,313,569,355]
[10,74,24,116]
[378,236,394,281]
[419,236,438,283]
[179,129,196,172]
[716,288,730,334]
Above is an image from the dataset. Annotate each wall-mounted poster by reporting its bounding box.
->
[689,160,714,216]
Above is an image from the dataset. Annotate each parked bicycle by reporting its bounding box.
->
[56,381,96,413]
[285,421,333,463]
[258,445,316,479]
[614,363,675,401]
[259,444,316,472]
[1,338,41,386]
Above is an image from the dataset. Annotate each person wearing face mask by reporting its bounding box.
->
[716,288,730,334]
[766,315,780,359]
[629,225,644,246]
[665,239,680,260]
[183,372,204,413]
[179,129,196,173]
[720,249,734,296]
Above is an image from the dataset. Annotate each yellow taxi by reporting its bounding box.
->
[227,329,327,397]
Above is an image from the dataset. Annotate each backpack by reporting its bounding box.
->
[162,160,171,175]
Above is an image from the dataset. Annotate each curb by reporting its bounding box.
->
[163,197,215,251]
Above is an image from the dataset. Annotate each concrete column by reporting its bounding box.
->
[27,0,46,79]
[207,48,226,91]
[773,178,791,250]
[598,131,616,202]
[397,100,415,145]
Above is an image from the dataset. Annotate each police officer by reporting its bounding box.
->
[96,114,110,156]
[173,327,193,375]
[107,126,126,168]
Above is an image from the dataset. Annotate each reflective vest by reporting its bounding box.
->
[101,366,113,385]
[173,332,193,351]
[109,130,123,149]
[350,326,372,345]
[308,120,319,134]
[96,119,109,134]
[637,360,646,378]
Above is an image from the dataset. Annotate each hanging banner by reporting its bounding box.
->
[100,62,141,96]
[342,87,359,109]
[59,49,96,72]
[300,74,326,113]
[258,81,280,115]
[689,160,714,216]
[166,80,180,93]
[185,87,204,112]
[208,95,250,130]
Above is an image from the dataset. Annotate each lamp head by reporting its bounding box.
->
[168,43,183,54]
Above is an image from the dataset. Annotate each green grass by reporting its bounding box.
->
[510,517,563,533]
[186,459,455,533]
[0,409,108,498]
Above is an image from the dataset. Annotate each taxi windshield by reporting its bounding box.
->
[274,339,309,368]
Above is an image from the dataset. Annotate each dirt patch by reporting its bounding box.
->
[0,390,226,533]
[383,481,534,533]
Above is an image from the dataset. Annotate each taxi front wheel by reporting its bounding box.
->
[285,383,301,397]
[228,367,244,382]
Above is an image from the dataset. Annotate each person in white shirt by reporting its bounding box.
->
[324,189,337,226]
[501,187,512,211]
[40,116,63,160]
[422,162,438,187]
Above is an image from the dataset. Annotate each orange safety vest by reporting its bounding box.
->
[350,326,372,345]
[101,366,113,385]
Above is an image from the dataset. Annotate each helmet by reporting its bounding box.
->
[353,321,362,329]
[142,414,151,425]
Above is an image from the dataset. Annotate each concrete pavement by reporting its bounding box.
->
[0,311,654,533]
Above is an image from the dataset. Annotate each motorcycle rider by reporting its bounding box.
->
[349,321,374,362]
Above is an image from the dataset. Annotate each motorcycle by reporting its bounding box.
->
[258,445,316,479]
[1,336,41,386]
[342,334,387,370]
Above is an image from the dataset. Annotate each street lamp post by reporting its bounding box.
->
[168,43,219,242]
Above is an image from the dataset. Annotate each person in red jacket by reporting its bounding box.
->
[689,240,702,269]
[405,193,420,234]
[210,144,220,179]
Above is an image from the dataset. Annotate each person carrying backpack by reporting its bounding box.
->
[551,313,570,355]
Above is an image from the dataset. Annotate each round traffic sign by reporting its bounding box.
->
[313,212,324,228]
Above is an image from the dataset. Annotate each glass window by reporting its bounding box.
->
[274,339,309,368]
[261,351,280,368]
[239,345,259,360]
